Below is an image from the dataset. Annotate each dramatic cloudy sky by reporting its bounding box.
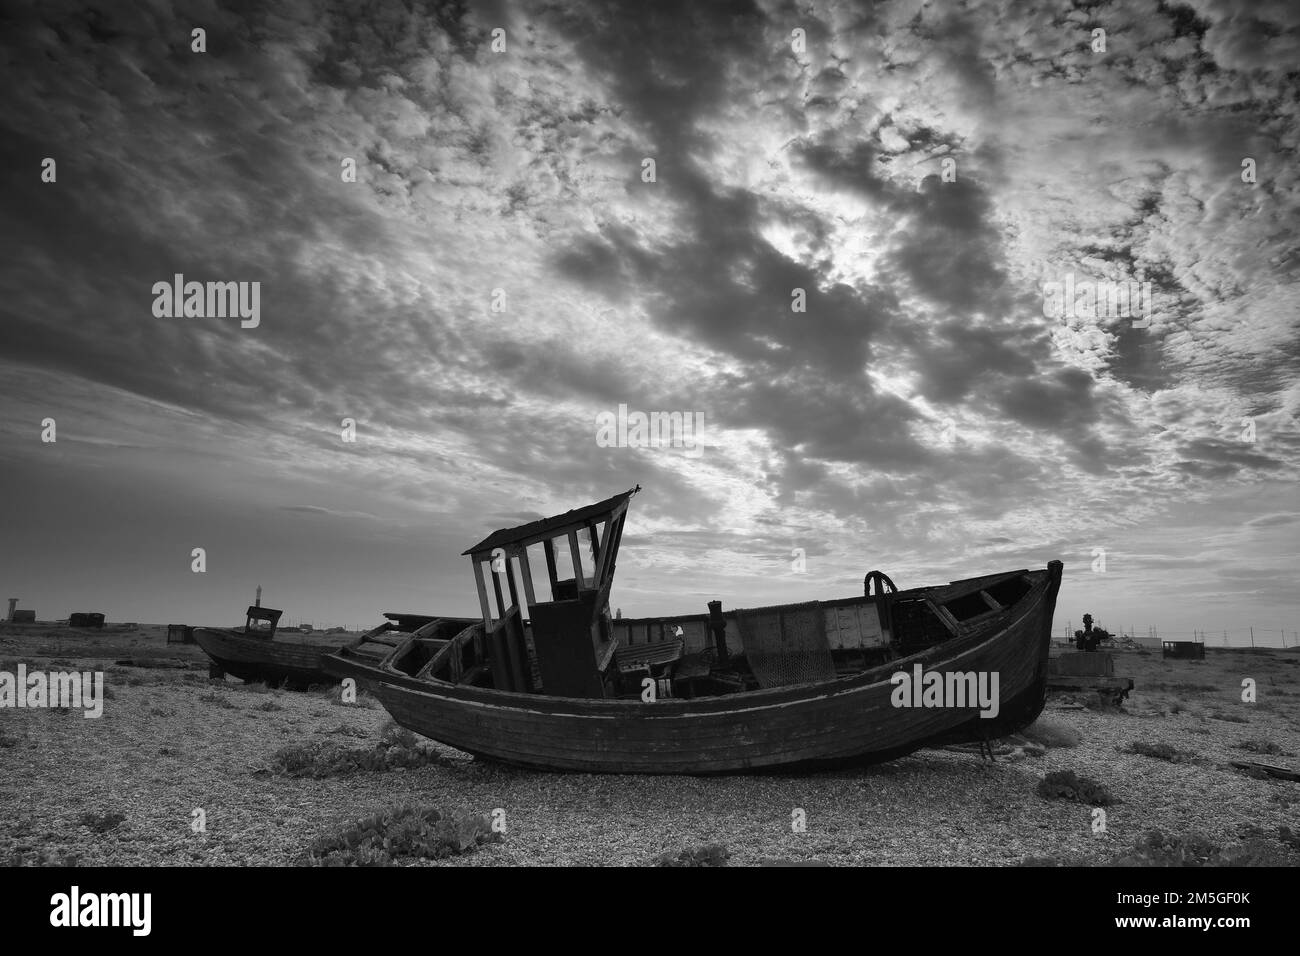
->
[1,0,1296,642]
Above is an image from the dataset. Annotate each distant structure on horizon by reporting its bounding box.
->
[6,599,35,623]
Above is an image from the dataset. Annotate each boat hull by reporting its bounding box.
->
[334,562,1063,774]
[193,628,335,690]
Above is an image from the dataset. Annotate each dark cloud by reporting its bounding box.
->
[1,0,1296,632]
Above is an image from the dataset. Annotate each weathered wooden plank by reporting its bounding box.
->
[473,561,492,631]
[543,538,559,593]
[568,531,585,588]
[491,568,507,623]
[504,558,520,610]
[586,520,601,573]
[1230,760,1300,782]
[504,613,529,693]
[518,547,538,608]
[488,622,512,692]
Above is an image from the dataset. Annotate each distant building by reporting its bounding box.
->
[167,624,196,644]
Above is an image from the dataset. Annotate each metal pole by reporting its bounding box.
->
[1250,626,1254,649]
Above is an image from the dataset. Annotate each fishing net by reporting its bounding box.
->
[737,602,835,688]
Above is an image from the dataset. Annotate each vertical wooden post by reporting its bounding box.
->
[587,521,601,572]
[568,531,585,588]
[505,555,520,610]
[543,538,559,596]
[473,559,492,631]
[596,513,624,587]
[518,546,538,607]
[491,568,507,621]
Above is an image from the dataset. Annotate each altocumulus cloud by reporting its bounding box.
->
[0,0,1295,632]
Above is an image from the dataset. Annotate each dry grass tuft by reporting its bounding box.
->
[1125,740,1190,763]
[651,843,729,867]
[1036,770,1117,805]
[271,725,447,779]
[197,690,236,709]
[305,804,503,866]
[1234,738,1282,755]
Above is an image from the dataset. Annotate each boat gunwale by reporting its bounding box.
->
[325,565,1057,718]
[609,568,1034,628]
[192,628,340,686]
[193,627,341,654]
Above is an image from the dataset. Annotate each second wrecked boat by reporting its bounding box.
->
[194,606,334,690]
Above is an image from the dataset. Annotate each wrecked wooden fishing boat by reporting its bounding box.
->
[194,606,334,690]
[324,487,1064,773]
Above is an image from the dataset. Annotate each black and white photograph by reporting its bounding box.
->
[1,0,1297,910]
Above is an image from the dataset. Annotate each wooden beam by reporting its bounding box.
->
[413,618,444,638]
[596,512,625,587]
[518,546,538,607]
[587,521,601,573]
[473,561,492,631]
[472,499,631,555]
[488,622,512,692]
[505,556,520,609]
[543,538,559,593]
[491,567,506,621]
[926,598,960,635]
[568,531,585,588]
[504,612,528,692]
